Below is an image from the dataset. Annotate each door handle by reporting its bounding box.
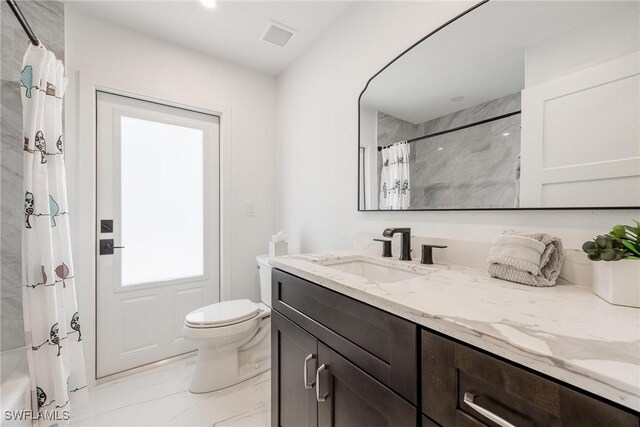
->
[315,364,331,402]
[463,392,517,427]
[303,354,315,389]
[99,239,125,255]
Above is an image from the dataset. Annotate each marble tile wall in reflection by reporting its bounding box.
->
[376,93,521,209]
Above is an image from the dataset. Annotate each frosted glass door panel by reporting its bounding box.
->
[119,116,204,286]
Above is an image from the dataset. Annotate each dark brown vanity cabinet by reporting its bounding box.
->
[272,310,416,427]
[272,268,640,427]
[271,269,419,427]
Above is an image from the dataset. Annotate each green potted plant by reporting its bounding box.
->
[582,221,640,308]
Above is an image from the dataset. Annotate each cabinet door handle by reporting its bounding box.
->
[303,354,315,389]
[315,364,331,402]
[463,392,517,427]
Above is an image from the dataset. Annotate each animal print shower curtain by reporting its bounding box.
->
[378,142,411,209]
[21,42,86,426]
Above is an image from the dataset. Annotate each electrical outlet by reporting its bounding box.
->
[246,203,256,217]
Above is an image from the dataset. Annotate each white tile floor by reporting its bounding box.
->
[71,357,270,427]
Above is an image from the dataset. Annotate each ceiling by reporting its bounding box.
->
[68,0,351,75]
[361,1,638,124]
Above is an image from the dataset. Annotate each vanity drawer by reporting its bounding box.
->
[272,268,418,405]
[422,329,639,427]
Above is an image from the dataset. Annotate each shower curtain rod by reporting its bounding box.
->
[377,110,521,152]
[5,0,39,46]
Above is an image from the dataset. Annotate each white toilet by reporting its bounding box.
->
[183,255,272,393]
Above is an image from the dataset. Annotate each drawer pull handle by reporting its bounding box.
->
[463,392,517,427]
[315,364,331,402]
[303,354,315,389]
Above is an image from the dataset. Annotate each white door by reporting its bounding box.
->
[520,51,640,207]
[96,91,220,378]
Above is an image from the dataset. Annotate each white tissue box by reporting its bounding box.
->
[593,260,640,308]
[269,241,288,257]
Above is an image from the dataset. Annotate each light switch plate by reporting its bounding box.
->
[246,203,256,217]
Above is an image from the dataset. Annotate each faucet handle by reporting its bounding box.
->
[420,244,447,265]
[373,239,393,258]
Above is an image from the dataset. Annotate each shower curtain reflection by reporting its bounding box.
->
[379,142,410,210]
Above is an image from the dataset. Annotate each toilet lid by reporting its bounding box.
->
[185,299,260,327]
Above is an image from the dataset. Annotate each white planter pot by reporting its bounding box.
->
[592,260,640,308]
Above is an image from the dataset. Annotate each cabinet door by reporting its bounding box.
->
[272,311,318,427]
[317,342,416,427]
[422,329,639,427]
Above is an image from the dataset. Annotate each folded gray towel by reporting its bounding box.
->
[487,230,564,287]
[488,234,546,275]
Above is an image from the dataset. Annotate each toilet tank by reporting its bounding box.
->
[256,255,272,306]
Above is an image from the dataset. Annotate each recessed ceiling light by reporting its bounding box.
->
[437,147,444,151]
[200,0,217,9]
[503,132,510,136]
[450,96,464,102]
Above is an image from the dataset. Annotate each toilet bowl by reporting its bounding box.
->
[183,255,272,393]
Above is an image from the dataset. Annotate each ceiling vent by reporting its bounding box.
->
[261,20,297,47]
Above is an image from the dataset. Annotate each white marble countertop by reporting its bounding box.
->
[268,251,640,412]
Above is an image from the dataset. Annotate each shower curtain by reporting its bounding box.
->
[379,142,410,210]
[21,43,86,425]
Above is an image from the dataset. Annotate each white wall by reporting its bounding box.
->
[525,2,639,87]
[65,7,276,381]
[276,1,639,256]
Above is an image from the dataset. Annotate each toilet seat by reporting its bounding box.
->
[185,299,261,329]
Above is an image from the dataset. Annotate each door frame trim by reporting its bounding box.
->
[68,77,233,387]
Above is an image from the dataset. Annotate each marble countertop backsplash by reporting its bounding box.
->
[268,251,640,412]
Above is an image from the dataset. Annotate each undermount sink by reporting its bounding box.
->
[322,259,422,283]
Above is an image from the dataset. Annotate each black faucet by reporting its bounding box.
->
[382,228,412,261]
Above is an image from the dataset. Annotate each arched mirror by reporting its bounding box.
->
[358,1,639,211]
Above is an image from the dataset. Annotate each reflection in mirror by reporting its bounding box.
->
[359,1,640,210]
